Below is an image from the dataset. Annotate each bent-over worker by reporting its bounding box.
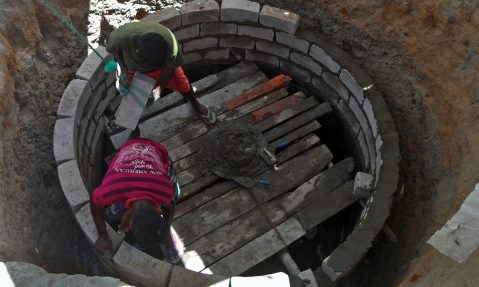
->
[90,137,181,263]
[107,21,216,124]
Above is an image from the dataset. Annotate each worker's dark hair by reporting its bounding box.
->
[131,204,168,250]
[138,33,169,67]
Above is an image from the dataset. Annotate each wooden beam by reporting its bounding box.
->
[174,181,237,219]
[294,181,357,231]
[206,218,305,276]
[173,187,257,245]
[263,157,355,224]
[246,92,305,123]
[269,121,321,149]
[223,74,292,110]
[183,209,271,271]
[264,103,332,142]
[139,71,268,139]
[255,97,319,131]
[252,144,333,204]
[141,62,259,119]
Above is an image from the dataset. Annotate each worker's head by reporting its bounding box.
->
[138,33,169,67]
[130,201,168,250]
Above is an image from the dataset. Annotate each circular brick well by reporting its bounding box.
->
[54,0,400,286]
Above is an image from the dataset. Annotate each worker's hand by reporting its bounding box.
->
[119,73,130,88]
[95,235,113,255]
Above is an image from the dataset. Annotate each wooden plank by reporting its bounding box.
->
[255,96,319,131]
[252,144,333,204]
[183,209,272,271]
[246,92,305,123]
[179,133,321,202]
[175,181,237,219]
[173,187,257,245]
[218,88,289,122]
[163,88,289,150]
[275,134,320,163]
[263,157,355,225]
[139,71,268,138]
[264,103,332,142]
[294,181,356,230]
[223,74,292,110]
[279,250,301,275]
[174,153,198,173]
[269,121,321,149]
[206,218,305,276]
[178,133,322,201]
[141,62,259,119]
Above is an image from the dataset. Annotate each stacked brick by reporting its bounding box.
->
[54,0,400,285]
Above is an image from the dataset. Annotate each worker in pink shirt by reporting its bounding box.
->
[90,137,181,263]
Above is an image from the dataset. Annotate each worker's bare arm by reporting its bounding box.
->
[112,51,130,87]
[90,198,113,254]
[158,66,175,93]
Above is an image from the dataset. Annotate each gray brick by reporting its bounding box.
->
[311,76,340,106]
[290,52,322,75]
[107,93,123,114]
[115,73,156,130]
[375,134,383,156]
[363,98,378,138]
[57,160,89,210]
[76,46,112,89]
[75,203,124,249]
[260,5,300,34]
[337,100,360,136]
[221,0,260,22]
[86,81,106,120]
[169,266,229,287]
[238,25,274,41]
[348,96,369,132]
[86,121,96,148]
[280,60,312,83]
[204,48,230,60]
[245,50,279,68]
[200,23,237,36]
[183,37,218,53]
[375,154,383,181]
[113,242,173,287]
[106,70,117,87]
[180,0,219,25]
[142,6,181,29]
[358,130,370,171]
[94,85,117,122]
[310,44,340,74]
[183,52,203,64]
[54,118,76,163]
[256,40,290,58]
[340,69,365,104]
[323,71,349,101]
[174,25,200,42]
[58,79,91,120]
[77,117,89,152]
[220,36,255,49]
[111,129,133,150]
[89,118,105,164]
[365,128,376,173]
[276,31,310,53]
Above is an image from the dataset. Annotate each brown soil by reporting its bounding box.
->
[1,0,478,285]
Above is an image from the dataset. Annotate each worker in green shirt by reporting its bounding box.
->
[107,22,216,124]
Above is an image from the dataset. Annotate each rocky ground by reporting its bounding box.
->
[0,0,478,285]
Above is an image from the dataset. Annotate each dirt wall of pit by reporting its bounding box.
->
[0,0,106,274]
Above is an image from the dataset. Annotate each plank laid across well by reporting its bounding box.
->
[139,71,268,140]
[141,62,260,119]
